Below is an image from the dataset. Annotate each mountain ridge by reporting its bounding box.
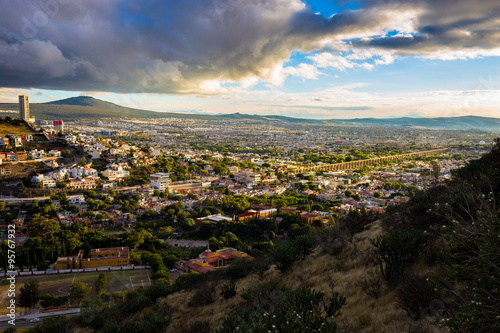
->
[0,96,499,130]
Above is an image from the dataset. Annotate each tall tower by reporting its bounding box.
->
[19,95,30,121]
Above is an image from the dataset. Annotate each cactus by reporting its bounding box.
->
[370,229,424,282]
[220,280,237,299]
[323,291,347,318]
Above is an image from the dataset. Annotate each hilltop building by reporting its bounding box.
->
[54,246,130,269]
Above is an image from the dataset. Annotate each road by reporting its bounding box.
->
[0,308,80,329]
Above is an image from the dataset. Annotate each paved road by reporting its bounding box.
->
[0,308,80,329]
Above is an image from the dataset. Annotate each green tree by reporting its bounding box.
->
[95,273,108,295]
[221,195,250,214]
[18,280,40,310]
[431,160,441,181]
[69,281,92,305]
[27,217,59,237]
[180,218,196,231]
[294,233,317,259]
[269,240,301,273]
[126,230,152,249]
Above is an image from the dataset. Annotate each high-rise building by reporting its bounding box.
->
[19,95,30,121]
[53,120,64,132]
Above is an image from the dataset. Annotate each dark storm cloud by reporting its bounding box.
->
[355,0,500,55]
[0,0,499,94]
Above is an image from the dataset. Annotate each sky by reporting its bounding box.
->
[0,0,500,119]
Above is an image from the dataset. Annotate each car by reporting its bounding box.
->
[29,318,40,323]
[169,268,177,272]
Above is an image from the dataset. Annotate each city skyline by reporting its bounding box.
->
[1,0,499,119]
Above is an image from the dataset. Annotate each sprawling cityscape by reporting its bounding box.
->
[0,0,499,332]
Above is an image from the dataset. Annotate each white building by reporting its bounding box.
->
[68,195,86,205]
[150,172,171,191]
[48,150,61,157]
[69,166,99,179]
[102,164,130,181]
[64,135,77,144]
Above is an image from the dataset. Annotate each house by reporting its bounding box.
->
[29,149,46,160]
[40,178,57,189]
[102,163,130,181]
[15,151,27,161]
[22,134,33,143]
[69,166,98,178]
[6,153,18,161]
[176,247,251,274]
[48,150,61,157]
[67,177,96,190]
[227,166,239,174]
[8,135,22,147]
[64,135,77,144]
[54,246,130,269]
[236,171,261,184]
[68,195,86,205]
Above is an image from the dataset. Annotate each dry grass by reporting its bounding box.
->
[165,275,263,333]
[0,122,36,136]
[162,221,449,332]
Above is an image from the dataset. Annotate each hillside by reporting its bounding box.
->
[162,221,444,333]
[0,118,37,136]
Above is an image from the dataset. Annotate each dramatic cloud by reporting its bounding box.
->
[0,0,499,94]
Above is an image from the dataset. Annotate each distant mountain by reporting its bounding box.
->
[331,116,500,130]
[220,112,323,124]
[0,96,499,130]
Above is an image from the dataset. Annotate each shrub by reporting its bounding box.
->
[182,320,211,333]
[370,229,424,283]
[188,284,216,307]
[222,257,252,280]
[216,286,343,333]
[248,256,271,279]
[269,240,301,273]
[397,274,439,320]
[144,283,175,301]
[294,232,317,259]
[151,269,172,284]
[356,272,382,299]
[174,272,204,290]
[220,280,237,299]
[240,280,287,312]
[315,224,349,255]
